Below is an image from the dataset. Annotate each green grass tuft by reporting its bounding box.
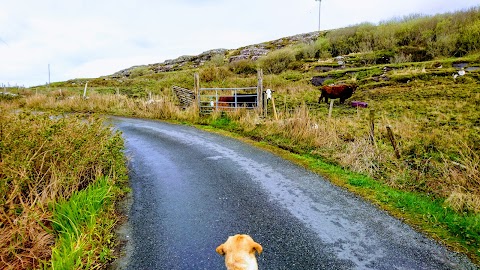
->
[47,177,116,269]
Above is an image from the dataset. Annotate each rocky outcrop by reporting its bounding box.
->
[110,31,321,78]
[111,49,228,78]
[229,46,270,62]
[287,32,320,43]
[112,65,145,78]
[164,49,228,66]
[228,32,320,63]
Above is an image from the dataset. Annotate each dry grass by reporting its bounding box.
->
[390,66,427,76]
[0,110,125,269]
[232,95,479,213]
[443,145,480,213]
[0,208,53,270]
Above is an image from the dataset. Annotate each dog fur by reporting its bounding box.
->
[216,234,263,270]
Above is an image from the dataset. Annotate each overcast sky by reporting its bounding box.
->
[1,0,478,87]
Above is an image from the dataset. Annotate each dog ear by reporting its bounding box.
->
[251,242,263,255]
[216,244,225,256]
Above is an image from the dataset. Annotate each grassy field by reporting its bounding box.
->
[1,7,480,267]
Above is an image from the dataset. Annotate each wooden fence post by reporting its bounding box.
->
[194,73,200,111]
[257,69,264,116]
[194,73,200,97]
[386,125,401,159]
[369,109,375,144]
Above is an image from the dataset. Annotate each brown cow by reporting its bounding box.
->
[319,84,357,104]
[217,94,257,109]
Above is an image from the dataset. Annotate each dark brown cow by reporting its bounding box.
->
[319,84,357,104]
[217,94,257,109]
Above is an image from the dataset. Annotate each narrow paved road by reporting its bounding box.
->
[110,117,477,270]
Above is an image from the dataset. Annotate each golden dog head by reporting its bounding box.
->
[217,234,263,269]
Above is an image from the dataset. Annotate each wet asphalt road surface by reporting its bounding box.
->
[110,117,478,270]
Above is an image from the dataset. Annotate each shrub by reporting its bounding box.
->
[373,23,398,50]
[396,46,433,62]
[200,66,232,82]
[428,32,459,57]
[295,42,317,60]
[129,66,153,78]
[315,37,332,59]
[391,52,413,64]
[229,59,258,75]
[258,47,296,74]
[456,19,480,56]
[210,54,226,67]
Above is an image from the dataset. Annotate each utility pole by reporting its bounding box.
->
[48,64,51,85]
[315,0,322,31]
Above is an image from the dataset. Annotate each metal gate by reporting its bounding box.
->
[198,87,259,114]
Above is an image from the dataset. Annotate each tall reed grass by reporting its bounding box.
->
[0,110,127,269]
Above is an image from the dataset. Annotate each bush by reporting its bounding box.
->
[130,66,153,78]
[210,54,226,67]
[229,59,258,75]
[295,42,317,60]
[200,66,232,82]
[396,46,433,62]
[258,47,296,74]
[456,19,480,56]
[391,52,413,64]
[323,9,480,58]
[315,37,332,59]
[293,37,332,61]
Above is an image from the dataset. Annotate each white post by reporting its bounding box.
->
[328,99,334,118]
[83,82,88,99]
